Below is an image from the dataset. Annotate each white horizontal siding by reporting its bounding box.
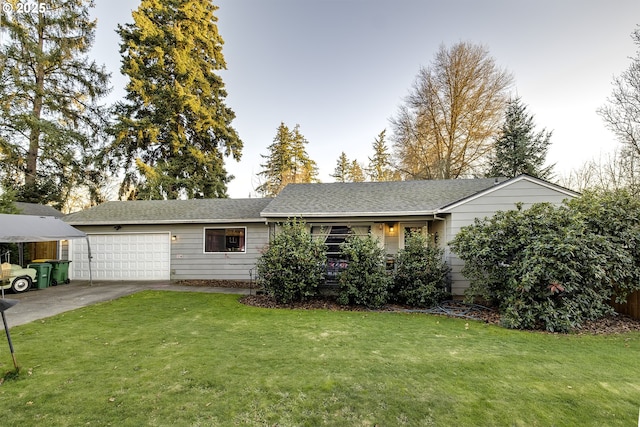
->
[71,223,270,282]
[169,223,268,281]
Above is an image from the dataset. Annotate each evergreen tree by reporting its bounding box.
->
[257,122,318,197]
[290,124,318,184]
[0,0,110,209]
[107,0,242,199]
[367,129,398,181]
[257,123,292,197]
[331,152,350,182]
[348,160,366,182]
[332,152,366,183]
[487,97,554,179]
[0,189,18,214]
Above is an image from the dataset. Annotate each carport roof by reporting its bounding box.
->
[0,214,86,242]
[63,198,273,225]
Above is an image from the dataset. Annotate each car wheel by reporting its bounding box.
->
[12,276,32,293]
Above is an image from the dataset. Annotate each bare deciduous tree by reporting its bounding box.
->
[391,42,513,180]
[558,148,640,195]
[598,27,640,157]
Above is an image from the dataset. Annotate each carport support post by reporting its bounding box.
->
[0,299,19,371]
[1,312,17,370]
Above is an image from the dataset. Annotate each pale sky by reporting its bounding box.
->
[90,0,640,198]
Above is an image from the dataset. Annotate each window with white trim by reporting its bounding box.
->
[311,225,371,256]
[311,225,371,281]
[400,224,428,250]
[204,228,246,253]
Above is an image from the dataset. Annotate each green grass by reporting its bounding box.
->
[0,291,639,426]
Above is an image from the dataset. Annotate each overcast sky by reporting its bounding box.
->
[90,0,640,198]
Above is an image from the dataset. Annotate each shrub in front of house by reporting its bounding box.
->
[565,189,640,302]
[450,201,630,333]
[257,220,326,304]
[392,231,451,307]
[337,234,391,308]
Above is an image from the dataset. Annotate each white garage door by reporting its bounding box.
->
[71,233,170,280]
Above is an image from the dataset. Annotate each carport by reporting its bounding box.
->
[0,214,92,288]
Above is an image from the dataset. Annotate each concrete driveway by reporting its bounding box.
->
[1,281,251,328]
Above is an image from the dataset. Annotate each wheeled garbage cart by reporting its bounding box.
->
[27,262,52,289]
[47,260,71,286]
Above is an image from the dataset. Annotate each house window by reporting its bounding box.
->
[401,225,428,250]
[311,225,371,281]
[404,226,425,243]
[311,225,371,257]
[204,228,246,253]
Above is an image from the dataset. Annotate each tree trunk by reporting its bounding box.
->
[26,14,46,186]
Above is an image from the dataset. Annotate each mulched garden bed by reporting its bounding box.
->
[240,294,640,335]
[176,280,640,335]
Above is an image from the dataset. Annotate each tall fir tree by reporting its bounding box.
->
[257,122,318,197]
[487,97,554,179]
[332,152,366,183]
[367,130,398,182]
[290,124,318,184]
[107,0,242,199]
[0,0,110,209]
[348,160,366,182]
[331,152,350,182]
[257,122,293,197]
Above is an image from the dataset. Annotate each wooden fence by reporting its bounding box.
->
[611,290,640,320]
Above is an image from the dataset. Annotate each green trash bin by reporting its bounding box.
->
[28,262,52,289]
[48,260,72,286]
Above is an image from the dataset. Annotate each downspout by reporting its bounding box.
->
[433,213,450,294]
[433,214,447,247]
[86,237,93,286]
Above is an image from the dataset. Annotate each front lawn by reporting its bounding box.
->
[0,291,638,426]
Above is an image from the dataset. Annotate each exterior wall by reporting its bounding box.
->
[444,179,574,295]
[383,223,400,255]
[371,222,385,246]
[171,223,269,281]
[73,222,269,282]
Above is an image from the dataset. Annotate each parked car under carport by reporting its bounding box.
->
[0,260,37,294]
[0,214,90,293]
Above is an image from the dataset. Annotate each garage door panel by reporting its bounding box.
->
[71,233,170,280]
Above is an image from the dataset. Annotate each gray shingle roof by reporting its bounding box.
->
[260,178,508,217]
[15,202,63,218]
[63,198,273,225]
